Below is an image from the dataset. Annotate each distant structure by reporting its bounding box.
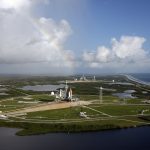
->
[74,78,78,81]
[68,75,97,83]
[80,75,87,81]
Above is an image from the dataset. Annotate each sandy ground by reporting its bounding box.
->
[6,101,91,116]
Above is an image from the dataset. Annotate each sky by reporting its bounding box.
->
[0,0,150,75]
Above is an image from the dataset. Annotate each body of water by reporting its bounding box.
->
[127,73,150,86]
[20,84,65,91]
[0,127,150,150]
[131,73,150,82]
[113,93,135,99]
[113,90,136,99]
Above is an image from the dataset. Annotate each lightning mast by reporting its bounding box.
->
[99,87,103,104]
[65,80,68,92]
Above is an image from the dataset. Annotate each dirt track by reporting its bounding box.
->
[6,101,91,116]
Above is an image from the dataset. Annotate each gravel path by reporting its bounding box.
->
[6,101,91,117]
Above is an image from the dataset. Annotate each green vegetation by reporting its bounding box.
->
[31,94,55,102]
[127,98,145,104]
[0,118,146,136]
[26,106,106,120]
[79,95,99,101]
[91,105,150,116]
[0,99,34,112]
[0,74,150,136]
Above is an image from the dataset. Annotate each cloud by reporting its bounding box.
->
[0,0,31,10]
[0,1,149,74]
[0,0,48,10]
[82,36,150,72]
[112,36,146,60]
[96,46,112,63]
[0,0,75,72]
[82,46,112,63]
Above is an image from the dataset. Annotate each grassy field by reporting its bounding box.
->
[90,105,150,116]
[0,75,150,136]
[31,94,55,102]
[0,117,147,136]
[24,104,150,121]
[0,99,36,112]
[0,94,55,112]
[26,106,106,120]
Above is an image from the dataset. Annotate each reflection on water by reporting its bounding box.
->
[124,90,136,93]
[113,90,136,99]
[0,127,150,150]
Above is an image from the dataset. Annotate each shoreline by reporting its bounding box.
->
[0,121,149,136]
[123,74,150,86]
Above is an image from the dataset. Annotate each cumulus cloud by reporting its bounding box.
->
[0,0,149,74]
[96,46,112,63]
[0,0,48,10]
[0,0,31,11]
[82,46,112,63]
[82,36,150,72]
[0,0,75,74]
[112,36,146,60]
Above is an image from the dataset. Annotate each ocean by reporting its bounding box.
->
[130,73,150,82]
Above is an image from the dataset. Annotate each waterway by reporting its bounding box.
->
[127,73,150,86]
[112,90,136,99]
[20,84,65,91]
[0,127,150,150]
[131,73,150,82]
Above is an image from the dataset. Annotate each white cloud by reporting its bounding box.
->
[0,1,149,74]
[0,0,48,10]
[0,0,75,73]
[82,46,112,63]
[0,0,31,10]
[82,51,95,62]
[96,46,111,63]
[82,36,150,72]
[112,36,146,60]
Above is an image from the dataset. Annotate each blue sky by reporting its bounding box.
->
[0,0,150,74]
[37,0,150,52]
